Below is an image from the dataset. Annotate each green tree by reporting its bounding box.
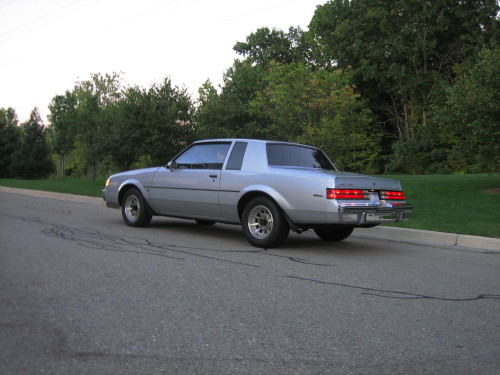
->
[196,61,270,139]
[72,72,123,179]
[234,26,309,66]
[197,25,324,142]
[97,86,146,171]
[309,0,499,172]
[195,80,223,139]
[48,91,78,179]
[99,77,194,169]
[0,107,20,177]
[143,78,194,165]
[251,63,379,173]
[9,108,54,179]
[438,45,500,172]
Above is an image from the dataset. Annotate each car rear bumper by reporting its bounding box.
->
[338,205,413,225]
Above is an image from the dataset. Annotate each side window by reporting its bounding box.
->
[226,142,248,170]
[174,143,231,169]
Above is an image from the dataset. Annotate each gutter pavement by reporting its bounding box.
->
[1,186,499,252]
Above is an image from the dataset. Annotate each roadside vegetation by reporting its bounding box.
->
[1,174,499,238]
[0,177,106,197]
[386,174,500,238]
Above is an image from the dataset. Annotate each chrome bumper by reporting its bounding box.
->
[338,205,413,225]
[102,189,120,209]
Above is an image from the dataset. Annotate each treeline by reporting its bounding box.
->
[1,0,498,179]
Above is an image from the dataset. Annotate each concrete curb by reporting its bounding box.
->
[2,186,499,252]
[354,226,500,252]
[0,186,102,205]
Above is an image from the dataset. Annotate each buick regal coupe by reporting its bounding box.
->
[102,139,412,248]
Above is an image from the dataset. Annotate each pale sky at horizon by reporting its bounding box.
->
[0,0,324,124]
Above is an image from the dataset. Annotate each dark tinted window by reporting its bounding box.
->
[175,143,230,169]
[267,144,335,170]
[226,142,248,170]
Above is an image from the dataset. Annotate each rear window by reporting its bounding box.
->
[267,144,335,170]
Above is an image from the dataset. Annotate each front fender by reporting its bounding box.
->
[118,179,150,206]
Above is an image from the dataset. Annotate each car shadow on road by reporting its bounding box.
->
[144,217,395,255]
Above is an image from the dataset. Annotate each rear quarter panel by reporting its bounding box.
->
[219,141,337,224]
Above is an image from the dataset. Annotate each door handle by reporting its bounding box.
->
[209,174,218,179]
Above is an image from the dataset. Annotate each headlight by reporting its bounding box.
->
[105,178,111,187]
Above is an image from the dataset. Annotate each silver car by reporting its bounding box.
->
[102,139,412,248]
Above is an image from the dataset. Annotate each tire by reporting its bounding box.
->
[121,188,152,227]
[314,226,354,241]
[242,197,289,248]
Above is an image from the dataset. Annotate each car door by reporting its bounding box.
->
[149,142,231,219]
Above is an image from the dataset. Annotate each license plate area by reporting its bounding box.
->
[368,191,380,204]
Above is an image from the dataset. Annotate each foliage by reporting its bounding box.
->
[437,45,500,173]
[0,107,20,177]
[141,78,195,165]
[71,72,123,179]
[9,108,54,179]
[196,61,270,139]
[387,45,500,174]
[48,91,78,178]
[97,78,194,169]
[250,63,380,173]
[9,0,498,177]
[309,0,499,171]
[46,74,195,177]
[234,26,309,66]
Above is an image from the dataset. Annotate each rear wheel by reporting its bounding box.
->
[314,226,354,241]
[121,188,152,227]
[242,197,289,248]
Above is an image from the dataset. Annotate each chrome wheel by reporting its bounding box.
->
[124,194,141,223]
[242,197,289,248]
[121,188,152,227]
[247,205,274,240]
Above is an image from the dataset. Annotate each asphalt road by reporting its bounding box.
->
[1,191,499,375]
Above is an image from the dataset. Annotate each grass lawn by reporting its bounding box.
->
[1,174,499,238]
[384,174,500,238]
[0,177,106,198]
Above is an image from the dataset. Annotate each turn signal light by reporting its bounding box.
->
[380,191,406,200]
[327,188,366,200]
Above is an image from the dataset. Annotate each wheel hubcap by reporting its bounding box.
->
[124,195,140,222]
[247,205,273,239]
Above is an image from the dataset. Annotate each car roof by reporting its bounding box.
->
[193,138,317,148]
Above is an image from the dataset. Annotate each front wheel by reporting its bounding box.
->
[121,188,152,227]
[314,226,354,241]
[242,197,289,248]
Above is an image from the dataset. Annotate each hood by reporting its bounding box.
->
[111,167,161,179]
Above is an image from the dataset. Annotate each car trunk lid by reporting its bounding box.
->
[333,172,402,191]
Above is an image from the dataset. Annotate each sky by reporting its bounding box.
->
[0,0,324,123]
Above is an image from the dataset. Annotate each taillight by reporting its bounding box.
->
[380,191,406,200]
[327,189,367,200]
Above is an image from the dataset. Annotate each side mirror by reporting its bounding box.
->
[168,161,177,171]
